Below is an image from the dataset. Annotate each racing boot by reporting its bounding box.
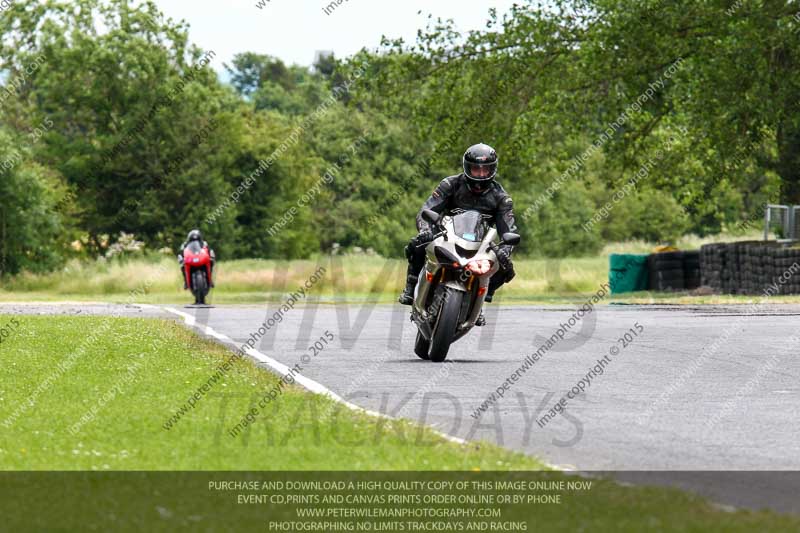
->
[475,310,486,326]
[485,273,504,303]
[398,274,417,305]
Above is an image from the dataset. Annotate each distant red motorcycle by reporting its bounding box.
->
[182,241,213,304]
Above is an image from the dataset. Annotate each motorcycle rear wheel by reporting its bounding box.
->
[428,288,462,362]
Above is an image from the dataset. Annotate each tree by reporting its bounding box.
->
[354,0,800,244]
[0,128,68,274]
[225,53,296,95]
[0,0,240,253]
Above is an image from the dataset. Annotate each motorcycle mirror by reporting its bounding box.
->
[501,232,521,246]
[421,209,441,226]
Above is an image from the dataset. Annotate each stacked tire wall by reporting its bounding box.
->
[699,242,800,295]
[646,251,701,291]
[683,251,701,289]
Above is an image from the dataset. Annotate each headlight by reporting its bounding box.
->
[193,257,200,263]
[466,259,493,275]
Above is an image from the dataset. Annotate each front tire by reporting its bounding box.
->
[191,269,208,304]
[428,288,463,362]
[414,331,430,360]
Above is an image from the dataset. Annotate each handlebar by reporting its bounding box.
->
[415,231,446,248]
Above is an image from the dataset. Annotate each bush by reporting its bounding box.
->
[0,129,67,275]
[603,189,690,244]
[104,232,146,260]
[519,181,604,257]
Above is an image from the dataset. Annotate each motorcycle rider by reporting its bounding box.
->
[398,143,518,324]
[178,229,216,289]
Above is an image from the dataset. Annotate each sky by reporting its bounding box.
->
[154,0,520,71]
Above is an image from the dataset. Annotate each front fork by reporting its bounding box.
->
[413,263,437,314]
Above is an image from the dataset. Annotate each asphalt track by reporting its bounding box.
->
[4,301,800,514]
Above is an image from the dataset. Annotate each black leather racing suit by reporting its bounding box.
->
[404,173,518,299]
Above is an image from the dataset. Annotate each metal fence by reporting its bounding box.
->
[763,204,800,241]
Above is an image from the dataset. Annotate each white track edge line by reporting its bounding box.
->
[139,304,572,469]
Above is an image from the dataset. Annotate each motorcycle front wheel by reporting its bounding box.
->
[191,269,209,304]
[428,288,463,362]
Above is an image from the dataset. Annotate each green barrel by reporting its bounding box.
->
[609,254,649,294]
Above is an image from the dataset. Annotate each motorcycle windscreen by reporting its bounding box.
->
[185,241,203,253]
[451,211,487,242]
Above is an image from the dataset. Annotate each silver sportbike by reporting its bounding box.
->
[411,208,520,362]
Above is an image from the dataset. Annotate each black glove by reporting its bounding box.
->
[495,245,511,265]
[413,229,435,247]
[496,245,515,281]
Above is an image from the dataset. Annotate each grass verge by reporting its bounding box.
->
[5,230,800,305]
[0,315,798,531]
[0,314,543,471]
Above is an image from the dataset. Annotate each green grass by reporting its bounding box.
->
[4,230,800,305]
[0,315,798,532]
[0,315,545,471]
